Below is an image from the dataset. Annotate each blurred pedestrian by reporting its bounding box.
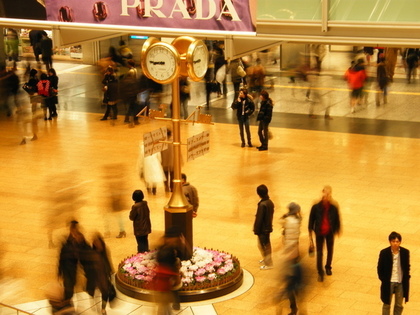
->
[254,184,275,270]
[256,90,273,151]
[308,185,341,282]
[376,55,389,106]
[377,231,410,315]
[231,88,255,147]
[100,67,119,121]
[161,129,174,193]
[138,142,166,195]
[281,202,302,259]
[29,29,47,62]
[90,233,116,314]
[5,29,19,66]
[40,33,53,71]
[179,76,190,119]
[129,190,152,253]
[344,58,367,113]
[155,226,191,311]
[247,58,266,107]
[181,173,199,218]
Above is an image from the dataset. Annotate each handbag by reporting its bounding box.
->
[236,65,246,78]
[22,83,35,94]
[308,240,315,257]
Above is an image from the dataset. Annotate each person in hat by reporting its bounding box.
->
[281,202,302,259]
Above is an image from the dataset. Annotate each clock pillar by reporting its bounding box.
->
[164,78,193,258]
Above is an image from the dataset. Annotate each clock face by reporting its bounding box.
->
[143,43,180,84]
[187,40,209,81]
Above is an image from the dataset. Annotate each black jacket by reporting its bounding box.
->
[377,246,410,304]
[253,197,274,235]
[231,96,255,119]
[257,99,273,123]
[308,200,341,236]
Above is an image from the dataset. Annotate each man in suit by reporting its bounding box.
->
[377,231,410,315]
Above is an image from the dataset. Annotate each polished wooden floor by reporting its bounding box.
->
[0,58,419,314]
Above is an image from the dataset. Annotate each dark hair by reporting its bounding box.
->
[240,88,248,97]
[40,73,48,80]
[260,90,269,100]
[48,68,56,76]
[257,184,268,198]
[132,190,144,202]
[388,231,402,242]
[181,173,187,181]
[29,69,38,77]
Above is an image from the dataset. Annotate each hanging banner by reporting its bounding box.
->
[44,0,256,34]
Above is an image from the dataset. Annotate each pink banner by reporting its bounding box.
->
[45,0,256,33]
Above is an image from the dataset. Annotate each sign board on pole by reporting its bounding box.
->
[187,131,210,161]
[143,127,168,157]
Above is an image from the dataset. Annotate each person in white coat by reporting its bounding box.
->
[138,142,166,195]
[281,202,302,259]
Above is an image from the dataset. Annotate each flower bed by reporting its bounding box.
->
[118,247,241,291]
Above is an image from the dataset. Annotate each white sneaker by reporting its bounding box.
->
[259,259,264,264]
[260,265,273,270]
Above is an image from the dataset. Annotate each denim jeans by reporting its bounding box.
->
[382,282,404,315]
[238,115,251,144]
[258,121,269,148]
[258,233,272,266]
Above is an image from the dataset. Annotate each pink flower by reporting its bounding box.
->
[195,268,207,276]
[195,276,206,282]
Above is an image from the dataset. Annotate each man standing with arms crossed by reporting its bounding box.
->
[377,231,410,315]
[308,185,341,282]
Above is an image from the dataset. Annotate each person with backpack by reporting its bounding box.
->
[37,73,52,120]
[48,68,59,118]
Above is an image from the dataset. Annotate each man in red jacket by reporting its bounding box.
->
[344,58,367,113]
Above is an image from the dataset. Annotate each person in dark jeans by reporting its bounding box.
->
[253,184,275,270]
[129,190,151,253]
[231,88,255,147]
[308,185,341,282]
[256,90,273,151]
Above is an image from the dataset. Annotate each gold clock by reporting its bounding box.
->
[186,40,209,81]
[141,40,181,84]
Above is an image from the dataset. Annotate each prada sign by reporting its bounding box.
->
[45,0,256,34]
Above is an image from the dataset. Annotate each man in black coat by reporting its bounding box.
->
[377,231,410,315]
[253,184,275,270]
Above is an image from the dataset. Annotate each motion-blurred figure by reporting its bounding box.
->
[247,58,266,108]
[161,129,174,193]
[5,28,19,66]
[155,226,191,312]
[102,163,128,238]
[344,59,367,113]
[308,185,341,282]
[376,55,389,106]
[138,142,166,195]
[40,33,53,71]
[57,221,90,306]
[29,29,47,62]
[281,202,302,259]
[129,190,152,253]
[100,67,119,121]
[89,233,116,314]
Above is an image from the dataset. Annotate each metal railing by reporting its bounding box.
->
[0,302,34,315]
